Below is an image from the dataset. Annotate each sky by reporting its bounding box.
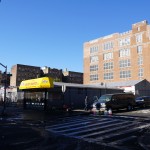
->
[0,0,150,73]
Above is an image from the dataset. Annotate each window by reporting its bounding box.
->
[119,48,130,57]
[138,68,143,77]
[90,56,98,63]
[103,41,113,50]
[119,37,130,47]
[119,59,131,68]
[137,45,142,54]
[90,65,98,72]
[90,46,99,54]
[104,62,113,70]
[90,74,98,81]
[104,72,113,80]
[120,70,131,78]
[136,33,142,43]
[138,57,143,65]
[103,52,113,60]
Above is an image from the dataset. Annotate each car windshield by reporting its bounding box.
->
[98,95,112,103]
[136,97,143,101]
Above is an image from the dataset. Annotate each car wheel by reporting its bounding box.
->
[127,104,132,111]
[143,103,146,108]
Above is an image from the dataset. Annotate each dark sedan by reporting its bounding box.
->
[135,96,150,108]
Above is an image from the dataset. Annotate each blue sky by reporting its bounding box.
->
[0,0,150,73]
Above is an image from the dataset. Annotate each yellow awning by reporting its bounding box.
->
[19,77,54,90]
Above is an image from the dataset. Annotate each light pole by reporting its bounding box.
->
[0,63,7,115]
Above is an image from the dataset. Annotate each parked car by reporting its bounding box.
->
[92,93,136,112]
[135,96,150,108]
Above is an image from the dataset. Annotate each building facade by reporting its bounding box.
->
[84,20,150,85]
[41,66,63,82]
[63,70,83,84]
[10,64,41,87]
[0,70,11,87]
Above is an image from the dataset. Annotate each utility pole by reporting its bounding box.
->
[0,63,7,116]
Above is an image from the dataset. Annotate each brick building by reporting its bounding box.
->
[83,20,150,85]
[0,70,11,87]
[10,64,83,87]
[41,66,63,82]
[63,69,83,84]
[10,64,41,87]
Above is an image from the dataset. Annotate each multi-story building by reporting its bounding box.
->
[10,64,41,87]
[84,20,150,85]
[0,70,11,87]
[63,69,83,84]
[10,64,83,87]
[41,66,63,82]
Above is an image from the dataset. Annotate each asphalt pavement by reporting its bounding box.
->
[0,105,150,150]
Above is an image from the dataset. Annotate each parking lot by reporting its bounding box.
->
[45,108,150,150]
[0,106,150,150]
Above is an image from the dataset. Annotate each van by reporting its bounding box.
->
[92,93,136,112]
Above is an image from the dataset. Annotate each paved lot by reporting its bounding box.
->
[0,106,150,150]
[46,113,150,150]
[113,107,150,118]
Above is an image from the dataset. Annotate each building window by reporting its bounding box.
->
[138,68,143,77]
[120,70,131,78]
[138,57,143,65]
[90,46,99,54]
[103,52,113,60]
[90,65,98,72]
[137,45,142,54]
[103,41,113,50]
[104,72,113,80]
[119,37,130,47]
[136,33,142,43]
[90,56,99,63]
[119,59,131,68]
[119,48,130,57]
[90,74,98,81]
[104,62,113,70]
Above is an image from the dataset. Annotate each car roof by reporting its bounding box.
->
[136,96,150,98]
[102,93,134,96]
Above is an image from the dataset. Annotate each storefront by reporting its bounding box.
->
[19,77,54,110]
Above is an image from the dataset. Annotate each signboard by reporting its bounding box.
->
[19,77,54,90]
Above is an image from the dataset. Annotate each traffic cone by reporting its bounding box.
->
[108,109,112,115]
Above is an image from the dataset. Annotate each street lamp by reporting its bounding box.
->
[0,63,7,115]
